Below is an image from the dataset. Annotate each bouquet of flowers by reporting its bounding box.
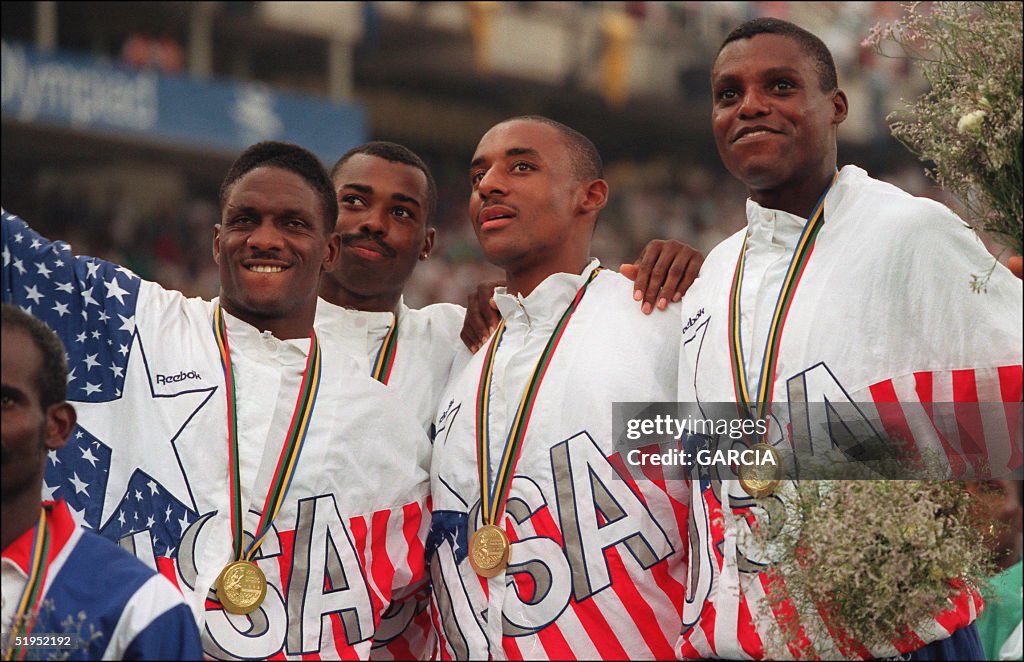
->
[747,480,992,659]
[863,2,1023,289]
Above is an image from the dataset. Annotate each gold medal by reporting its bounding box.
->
[468,524,510,578]
[216,560,268,615]
[739,443,783,498]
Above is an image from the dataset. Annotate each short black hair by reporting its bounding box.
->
[719,18,838,92]
[502,115,604,181]
[219,141,338,234]
[1,303,69,410]
[330,142,438,225]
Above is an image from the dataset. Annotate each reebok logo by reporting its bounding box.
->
[156,370,202,385]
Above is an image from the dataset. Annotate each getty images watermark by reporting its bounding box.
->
[612,402,1022,481]
[623,412,771,469]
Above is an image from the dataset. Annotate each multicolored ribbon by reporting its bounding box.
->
[476,268,602,527]
[212,305,321,563]
[371,315,398,385]
[3,507,50,661]
[728,171,838,434]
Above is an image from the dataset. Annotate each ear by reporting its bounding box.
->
[45,402,76,452]
[420,228,436,261]
[577,178,609,216]
[831,88,849,126]
[321,231,342,273]
[213,224,222,265]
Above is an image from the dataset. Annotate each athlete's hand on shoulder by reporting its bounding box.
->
[620,239,704,315]
[1008,255,1023,279]
[461,280,505,353]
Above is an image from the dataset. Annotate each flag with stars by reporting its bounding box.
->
[2,211,200,553]
[4,211,439,659]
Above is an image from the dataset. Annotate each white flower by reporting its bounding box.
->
[956,109,987,134]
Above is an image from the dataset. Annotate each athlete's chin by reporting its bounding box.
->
[478,239,528,270]
[723,151,792,188]
[334,261,413,293]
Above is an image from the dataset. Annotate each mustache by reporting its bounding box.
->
[341,232,396,258]
[245,250,285,261]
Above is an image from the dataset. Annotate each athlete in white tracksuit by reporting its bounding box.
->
[429,262,689,660]
[676,166,1022,660]
[3,198,432,660]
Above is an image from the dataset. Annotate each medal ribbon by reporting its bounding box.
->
[477,268,602,526]
[3,507,50,661]
[212,305,322,562]
[371,315,398,385]
[728,171,838,431]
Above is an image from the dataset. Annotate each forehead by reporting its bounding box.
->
[1,325,41,388]
[712,33,817,82]
[334,154,429,200]
[472,121,571,165]
[225,166,328,229]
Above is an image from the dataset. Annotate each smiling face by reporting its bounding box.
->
[468,119,605,295]
[321,154,434,312]
[214,166,340,338]
[711,33,847,214]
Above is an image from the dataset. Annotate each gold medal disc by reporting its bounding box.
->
[468,524,510,578]
[216,560,268,615]
[739,443,783,498]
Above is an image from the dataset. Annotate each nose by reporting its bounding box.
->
[357,207,388,236]
[246,219,285,250]
[738,88,770,118]
[476,166,508,199]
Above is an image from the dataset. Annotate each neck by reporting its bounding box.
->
[750,167,837,219]
[319,279,400,314]
[505,255,591,298]
[219,302,316,340]
[1,487,42,551]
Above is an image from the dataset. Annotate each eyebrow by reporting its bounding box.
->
[392,193,421,208]
[341,183,373,195]
[340,183,421,209]
[760,66,802,79]
[470,147,542,169]
[227,204,309,218]
[713,66,802,84]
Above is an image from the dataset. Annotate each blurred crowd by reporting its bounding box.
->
[28,158,960,310]
[8,1,964,308]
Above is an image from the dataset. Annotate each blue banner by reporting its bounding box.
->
[1,39,367,165]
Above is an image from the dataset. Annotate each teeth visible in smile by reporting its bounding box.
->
[248,265,284,273]
[741,130,771,139]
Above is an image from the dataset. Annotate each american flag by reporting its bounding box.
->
[3,211,202,561]
[5,211,437,659]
